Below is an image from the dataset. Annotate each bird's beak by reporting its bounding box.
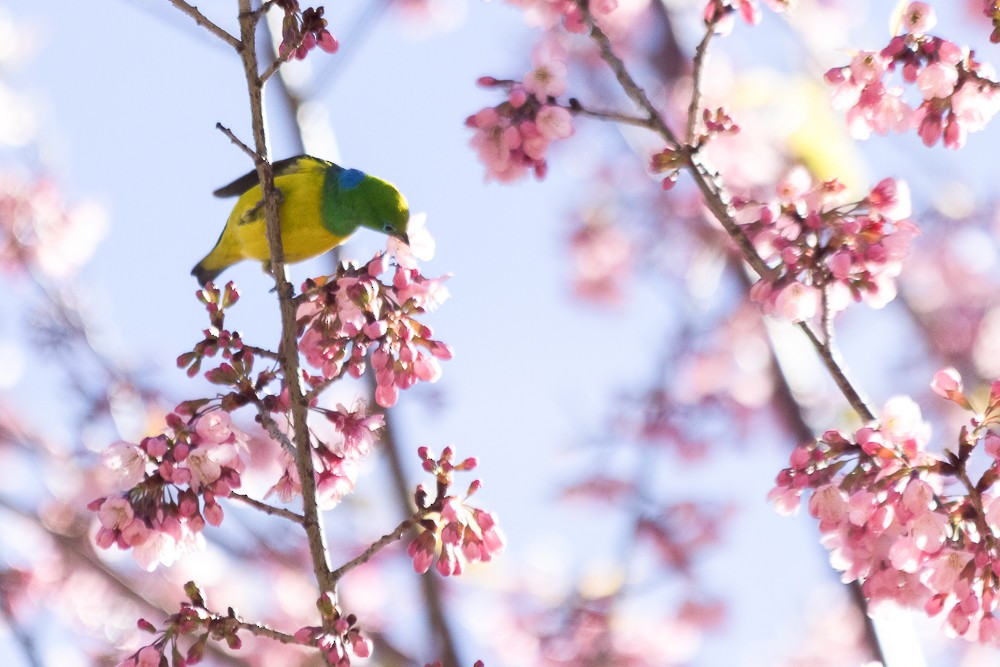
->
[394,231,410,246]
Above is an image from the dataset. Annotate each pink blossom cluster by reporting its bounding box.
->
[294,613,373,667]
[769,370,1000,643]
[737,170,918,322]
[266,402,385,509]
[276,2,339,60]
[501,0,618,32]
[90,411,247,571]
[120,582,247,666]
[297,252,452,408]
[407,447,505,576]
[177,281,243,380]
[825,2,1000,148]
[468,44,575,182]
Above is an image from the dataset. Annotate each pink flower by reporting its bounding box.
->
[809,484,848,529]
[924,549,973,593]
[879,395,929,453]
[917,62,958,100]
[899,2,936,35]
[266,452,301,503]
[775,167,812,203]
[931,367,971,408]
[388,213,435,268]
[868,178,911,221]
[951,80,1000,132]
[917,107,943,146]
[522,58,567,99]
[408,529,437,574]
[889,536,923,573]
[185,442,238,491]
[327,403,384,459]
[195,411,233,445]
[135,646,162,667]
[101,442,148,491]
[909,511,948,553]
[98,496,134,531]
[773,282,820,322]
[535,105,574,140]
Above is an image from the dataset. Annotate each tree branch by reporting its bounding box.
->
[233,0,337,618]
[686,28,714,145]
[228,491,304,523]
[167,0,241,49]
[330,509,432,583]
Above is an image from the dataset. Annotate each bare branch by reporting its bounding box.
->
[331,509,432,583]
[167,0,241,50]
[215,122,260,161]
[228,491,304,524]
[686,29,714,145]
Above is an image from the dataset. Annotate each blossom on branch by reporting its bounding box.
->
[770,371,1000,644]
[90,411,248,571]
[469,46,575,182]
[739,169,917,322]
[407,447,505,576]
[276,2,339,60]
[297,252,453,408]
[826,3,1000,148]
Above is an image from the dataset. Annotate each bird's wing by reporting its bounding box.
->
[212,155,335,198]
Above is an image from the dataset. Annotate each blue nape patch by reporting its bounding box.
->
[339,168,366,190]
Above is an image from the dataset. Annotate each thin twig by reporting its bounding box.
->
[801,288,875,421]
[249,396,296,454]
[215,123,260,161]
[228,491,304,523]
[686,29,714,145]
[231,618,299,645]
[168,0,241,49]
[565,99,654,129]
[330,509,432,583]
[260,46,298,84]
[243,344,281,361]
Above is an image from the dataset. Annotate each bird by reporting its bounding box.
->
[192,155,410,286]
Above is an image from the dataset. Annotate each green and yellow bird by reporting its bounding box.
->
[192,155,410,285]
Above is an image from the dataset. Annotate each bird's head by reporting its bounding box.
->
[360,175,410,246]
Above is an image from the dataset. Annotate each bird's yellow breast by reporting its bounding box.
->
[224,168,348,264]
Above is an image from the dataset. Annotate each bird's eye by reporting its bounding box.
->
[383,223,393,232]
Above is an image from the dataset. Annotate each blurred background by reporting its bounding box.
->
[3,0,1000,665]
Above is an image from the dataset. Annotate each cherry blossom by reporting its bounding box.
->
[771,370,1000,642]
[297,253,452,408]
[739,170,917,322]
